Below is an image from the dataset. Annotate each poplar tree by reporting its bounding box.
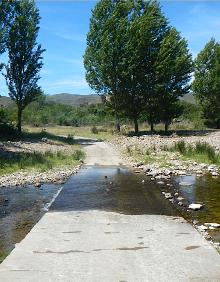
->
[155,28,192,132]
[4,0,45,133]
[193,38,220,128]
[84,0,130,132]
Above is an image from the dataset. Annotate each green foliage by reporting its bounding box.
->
[13,95,114,127]
[172,141,219,164]
[155,28,192,131]
[3,0,45,132]
[174,140,186,154]
[84,0,192,134]
[91,126,98,134]
[193,38,220,128]
[84,0,130,131]
[0,149,85,175]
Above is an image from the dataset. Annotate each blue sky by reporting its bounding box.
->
[1,1,220,96]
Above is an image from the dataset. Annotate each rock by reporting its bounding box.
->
[164,193,172,199]
[174,192,179,196]
[198,225,208,231]
[157,181,165,185]
[188,203,203,210]
[177,196,184,201]
[178,202,183,206]
[141,180,145,183]
[213,242,220,248]
[204,223,220,228]
[34,182,41,188]
[178,171,186,176]
[211,172,219,177]
[193,220,199,225]
[104,176,108,179]
[179,182,192,186]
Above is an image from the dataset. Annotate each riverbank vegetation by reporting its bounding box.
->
[169,141,220,165]
[0,148,84,176]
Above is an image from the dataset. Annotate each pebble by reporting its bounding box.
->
[179,182,192,186]
[198,225,208,231]
[188,203,203,210]
[204,223,220,228]
[164,193,172,199]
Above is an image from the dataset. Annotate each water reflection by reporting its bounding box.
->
[0,184,61,262]
[50,166,177,216]
[174,174,220,242]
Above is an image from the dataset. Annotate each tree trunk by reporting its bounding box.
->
[134,118,139,134]
[17,107,22,133]
[115,114,120,132]
[150,121,154,132]
[165,122,169,132]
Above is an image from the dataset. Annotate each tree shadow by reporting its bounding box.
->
[127,129,217,137]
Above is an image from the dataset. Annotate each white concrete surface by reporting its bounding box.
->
[0,211,220,281]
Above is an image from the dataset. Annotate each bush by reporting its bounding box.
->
[0,123,18,139]
[174,140,186,154]
[91,126,98,134]
[195,142,217,162]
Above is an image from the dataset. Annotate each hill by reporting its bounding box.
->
[0,93,102,108]
[0,92,194,108]
[46,93,101,106]
[0,96,13,108]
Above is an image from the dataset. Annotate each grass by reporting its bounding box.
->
[0,147,85,176]
[171,141,220,165]
[24,125,114,141]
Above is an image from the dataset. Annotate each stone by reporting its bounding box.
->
[188,203,203,210]
[211,172,219,177]
[34,182,41,188]
[157,181,165,185]
[198,225,208,231]
[204,223,220,228]
[193,220,199,225]
[164,193,172,199]
[179,182,192,186]
[177,197,184,201]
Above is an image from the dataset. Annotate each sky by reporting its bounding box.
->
[1,0,220,96]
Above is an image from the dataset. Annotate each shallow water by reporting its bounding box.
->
[0,183,61,262]
[173,174,220,241]
[50,166,177,215]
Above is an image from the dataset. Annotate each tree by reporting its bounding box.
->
[122,0,168,133]
[3,0,45,133]
[84,0,130,132]
[193,38,220,128]
[155,28,192,131]
[0,1,14,75]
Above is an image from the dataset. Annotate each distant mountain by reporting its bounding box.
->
[0,92,195,109]
[0,93,102,108]
[0,96,13,108]
[46,93,101,106]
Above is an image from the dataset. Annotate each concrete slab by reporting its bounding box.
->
[0,210,219,282]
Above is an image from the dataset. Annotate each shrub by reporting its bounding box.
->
[174,140,186,154]
[91,126,98,134]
